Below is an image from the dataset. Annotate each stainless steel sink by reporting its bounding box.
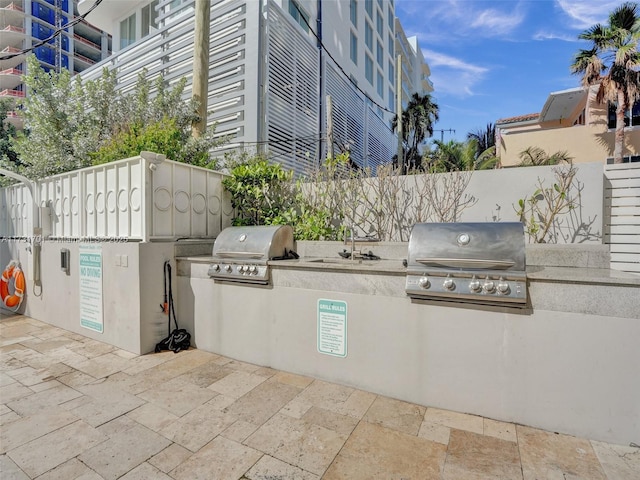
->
[306,258,385,265]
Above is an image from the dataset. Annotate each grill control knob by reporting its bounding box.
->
[224,264,232,272]
[497,278,510,294]
[483,280,495,293]
[443,276,455,291]
[211,264,220,272]
[240,265,247,273]
[469,277,481,292]
[418,276,430,289]
[249,265,257,274]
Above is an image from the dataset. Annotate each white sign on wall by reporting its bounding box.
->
[317,299,347,357]
[79,243,103,333]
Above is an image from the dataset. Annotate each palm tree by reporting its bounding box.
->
[571,2,640,164]
[427,140,476,172]
[518,146,573,166]
[392,93,439,172]
[467,122,495,159]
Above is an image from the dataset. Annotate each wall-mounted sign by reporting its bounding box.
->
[79,244,103,333]
[317,299,347,357]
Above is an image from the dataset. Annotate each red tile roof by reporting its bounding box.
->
[496,113,540,125]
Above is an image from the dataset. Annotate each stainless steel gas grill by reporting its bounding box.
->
[405,222,527,306]
[207,225,296,284]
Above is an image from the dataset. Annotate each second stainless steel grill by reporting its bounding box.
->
[405,222,527,306]
[207,225,296,284]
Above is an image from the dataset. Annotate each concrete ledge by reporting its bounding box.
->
[526,244,610,268]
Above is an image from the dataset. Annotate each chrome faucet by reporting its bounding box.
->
[344,225,356,260]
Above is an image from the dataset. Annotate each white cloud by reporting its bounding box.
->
[533,31,578,42]
[422,50,488,97]
[470,7,526,36]
[556,0,622,29]
[396,0,527,40]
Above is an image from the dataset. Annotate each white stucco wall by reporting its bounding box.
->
[177,261,640,446]
[0,240,179,355]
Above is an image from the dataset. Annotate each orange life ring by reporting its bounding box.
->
[1,262,25,310]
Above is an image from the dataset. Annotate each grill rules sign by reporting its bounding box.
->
[317,299,347,357]
[79,244,104,333]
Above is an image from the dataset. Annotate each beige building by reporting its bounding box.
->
[496,86,640,166]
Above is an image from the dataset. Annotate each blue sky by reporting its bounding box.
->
[395,0,625,143]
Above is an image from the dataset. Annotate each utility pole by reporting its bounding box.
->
[396,54,403,168]
[434,128,456,142]
[191,0,210,138]
[326,95,334,160]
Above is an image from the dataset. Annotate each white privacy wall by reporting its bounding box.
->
[0,155,232,240]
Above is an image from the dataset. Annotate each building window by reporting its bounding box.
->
[376,10,383,36]
[365,0,373,18]
[141,0,160,37]
[365,54,373,85]
[573,108,585,126]
[288,0,309,32]
[350,31,358,65]
[388,6,394,29]
[350,0,357,27]
[376,40,383,66]
[608,101,640,128]
[377,70,383,97]
[119,14,136,49]
[388,60,394,83]
[365,21,373,50]
[388,87,394,111]
[388,33,394,57]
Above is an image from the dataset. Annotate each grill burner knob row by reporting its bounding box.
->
[443,276,455,291]
[418,276,430,289]
[483,280,495,293]
[469,277,481,292]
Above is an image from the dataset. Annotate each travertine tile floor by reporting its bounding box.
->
[1,314,638,479]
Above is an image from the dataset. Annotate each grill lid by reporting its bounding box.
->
[407,222,525,272]
[212,225,295,262]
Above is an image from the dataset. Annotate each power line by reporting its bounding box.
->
[291,2,398,130]
[0,0,104,61]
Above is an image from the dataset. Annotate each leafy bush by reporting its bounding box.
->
[222,157,295,226]
[9,55,222,179]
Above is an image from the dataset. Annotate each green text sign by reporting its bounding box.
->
[317,299,347,357]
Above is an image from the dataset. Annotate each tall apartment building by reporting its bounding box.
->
[395,19,432,108]
[78,0,432,174]
[0,0,112,127]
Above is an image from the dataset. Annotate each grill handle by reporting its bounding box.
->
[415,258,516,269]
[215,251,264,259]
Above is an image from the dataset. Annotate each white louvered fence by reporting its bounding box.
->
[604,163,640,274]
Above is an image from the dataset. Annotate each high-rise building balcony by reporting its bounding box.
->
[0,45,24,69]
[0,87,24,99]
[0,66,20,89]
[0,24,26,48]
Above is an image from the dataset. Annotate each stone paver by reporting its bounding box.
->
[77,423,171,480]
[170,436,262,480]
[518,424,607,480]
[443,429,522,479]
[323,421,447,479]
[0,314,638,480]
